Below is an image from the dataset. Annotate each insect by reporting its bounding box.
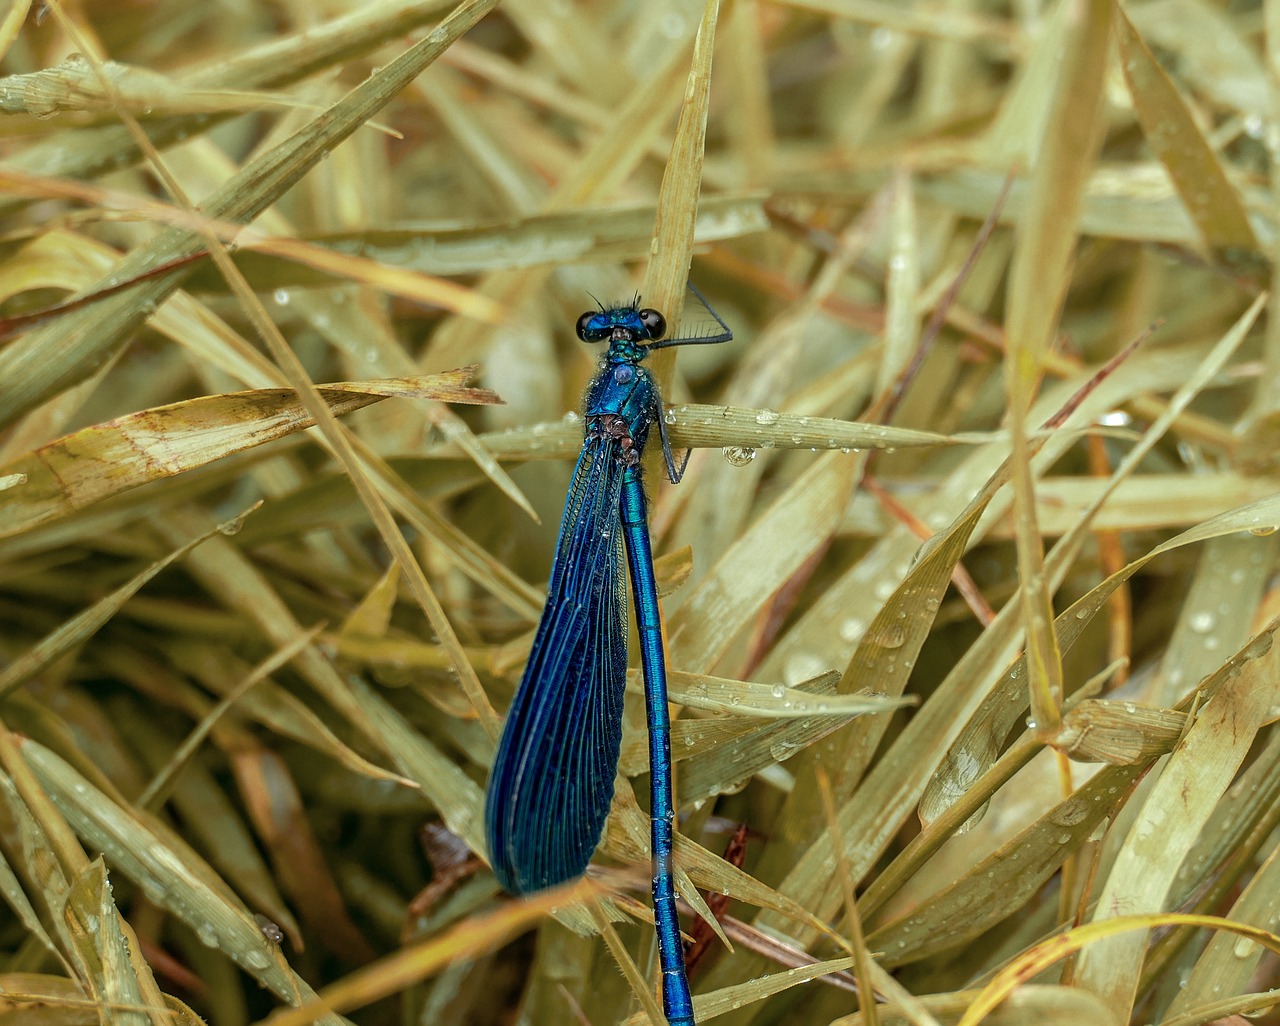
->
[485,289,732,1026]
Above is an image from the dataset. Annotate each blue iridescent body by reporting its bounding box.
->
[485,296,731,1026]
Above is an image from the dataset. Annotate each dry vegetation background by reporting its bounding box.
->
[1,1,1280,1025]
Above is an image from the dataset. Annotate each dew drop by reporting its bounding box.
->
[874,623,907,649]
[243,949,272,970]
[839,618,866,643]
[1188,611,1216,634]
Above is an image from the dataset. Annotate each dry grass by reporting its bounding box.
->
[1,1,1279,1025]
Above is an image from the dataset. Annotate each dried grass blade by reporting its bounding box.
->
[1165,821,1280,1017]
[619,955,855,1026]
[1115,5,1260,259]
[0,0,464,217]
[668,451,858,673]
[601,784,838,945]
[869,619,1280,969]
[0,0,30,62]
[922,292,1265,823]
[587,903,666,1026]
[666,404,957,451]
[0,376,493,539]
[641,0,721,329]
[0,509,253,699]
[0,171,504,324]
[62,859,163,1026]
[1003,0,1112,737]
[423,20,701,372]
[753,337,1202,705]
[0,845,60,961]
[136,625,326,810]
[319,193,763,275]
[249,879,597,1026]
[18,738,349,1026]
[957,913,1280,1026]
[0,0,500,430]
[749,479,996,889]
[655,669,905,718]
[1073,633,1280,1010]
[340,678,485,852]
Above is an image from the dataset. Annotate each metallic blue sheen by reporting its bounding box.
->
[486,297,728,1026]
[621,466,693,1026]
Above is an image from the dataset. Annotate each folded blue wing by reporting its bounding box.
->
[485,435,629,893]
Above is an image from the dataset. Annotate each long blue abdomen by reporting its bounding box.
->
[620,465,693,1026]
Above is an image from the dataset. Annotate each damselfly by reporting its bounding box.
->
[485,289,732,1026]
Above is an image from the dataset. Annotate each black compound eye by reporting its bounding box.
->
[638,308,666,340]
[575,311,598,341]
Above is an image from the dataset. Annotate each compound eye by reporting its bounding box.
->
[576,311,599,342]
[638,308,666,340]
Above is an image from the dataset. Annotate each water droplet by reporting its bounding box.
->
[274,289,290,305]
[1232,937,1257,959]
[1188,611,1216,634]
[874,623,906,649]
[754,408,780,425]
[722,445,757,467]
[839,618,866,643]
[243,949,272,969]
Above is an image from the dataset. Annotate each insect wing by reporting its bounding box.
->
[485,437,629,893]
